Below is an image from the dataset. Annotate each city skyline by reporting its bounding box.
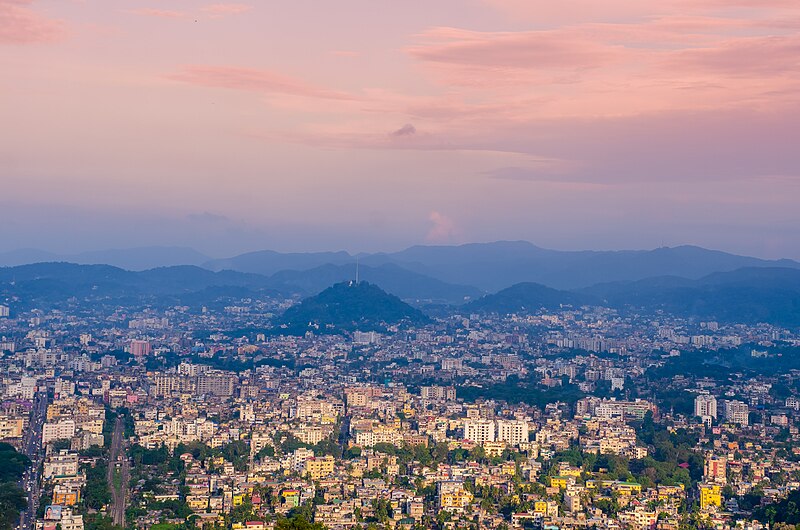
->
[2,1,800,258]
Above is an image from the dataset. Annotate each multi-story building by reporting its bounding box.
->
[196,372,236,397]
[42,419,76,444]
[704,455,727,485]
[496,419,529,446]
[464,419,495,445]
[723,400,749,425]
[43,450,79,479]
[699,483,722,510]
[421,386,456,401]
[694,394,717,420]
[304,455,335,480]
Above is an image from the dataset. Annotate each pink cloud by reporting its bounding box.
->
[167,65,357,101]
[330,50,360,57]
[409,27,621,71]
[426,211,459,243]
[128,8,188,19]
[0,0,64,44]
[200,3,252,16]
[667,35,800,76]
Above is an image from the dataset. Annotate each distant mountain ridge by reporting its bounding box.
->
[204,250,353,275]
[3,240,799,296]
[0,261,478,308]
[2,261,799,327]
[206,241,800,291]
[0,246,210,270]
[0,262,276,311]
[467,267,800,327]
[363,242,800,291]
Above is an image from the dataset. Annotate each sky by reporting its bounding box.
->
[1,0,800,258]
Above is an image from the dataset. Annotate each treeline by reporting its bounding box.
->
[0,443,29,530]
[458,377,585,408]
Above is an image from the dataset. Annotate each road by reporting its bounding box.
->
[17,391,48,530]
[107,416,130,527]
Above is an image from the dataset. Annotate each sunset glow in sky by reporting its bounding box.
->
[2,0,800,257]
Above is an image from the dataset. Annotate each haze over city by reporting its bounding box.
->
[2,0,800,258]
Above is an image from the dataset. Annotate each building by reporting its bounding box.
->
[704,455,727,484]
[699,483,722,510]
[437,481,472,512]
[0,416,25,438]
[304,455,335,480]
[42,419,76,444]
[43,451,79,479]
[352,331,379,345]
[694,394,717,420]
[593,399,655,422]
[129,340,151,357]
[464,419,495,445]
[723,400,749,425]
[196,372,236,397]
[496,419,529,446]
[421,386,456,401]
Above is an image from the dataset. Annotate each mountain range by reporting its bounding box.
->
[5,241,797,292]
[465,267,800,327]
[203,241,799,291]
[1,241,799,326]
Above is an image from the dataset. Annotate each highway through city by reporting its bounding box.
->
[17,392,48,530]
[107,416,130,527]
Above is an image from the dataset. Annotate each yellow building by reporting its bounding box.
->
[613,482,643,496]
[186,495,209,511]
[586,480,642,496]
[281,489,301,508]
[52,484,81,506]
[699,483,722,510]
[305,455,335,480]
[549,476,571,489]
[484,441,506,458]
[439,488,473,511]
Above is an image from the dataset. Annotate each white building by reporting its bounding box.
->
[694,394,717,420]
[42,419,76,444]
[723,400,749,425]
[421,386,456,401]
[464,419,495,444]
[496,419,529,446]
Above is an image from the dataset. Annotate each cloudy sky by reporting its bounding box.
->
[2,0,799,258]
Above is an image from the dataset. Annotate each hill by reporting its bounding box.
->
[464,282,592,314]
[276,281,430,334]
[0,262,278,311]
[582,267,800,326]
[0,246,210,270]
[267,263,481,304]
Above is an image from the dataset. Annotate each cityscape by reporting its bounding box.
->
[2,246,800,530]
[3,1,800,530]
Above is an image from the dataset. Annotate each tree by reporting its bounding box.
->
[274,515,326,530]
[0,442,30,482]
[0,483,27,530]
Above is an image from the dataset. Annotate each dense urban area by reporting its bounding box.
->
[3,274,800,530]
